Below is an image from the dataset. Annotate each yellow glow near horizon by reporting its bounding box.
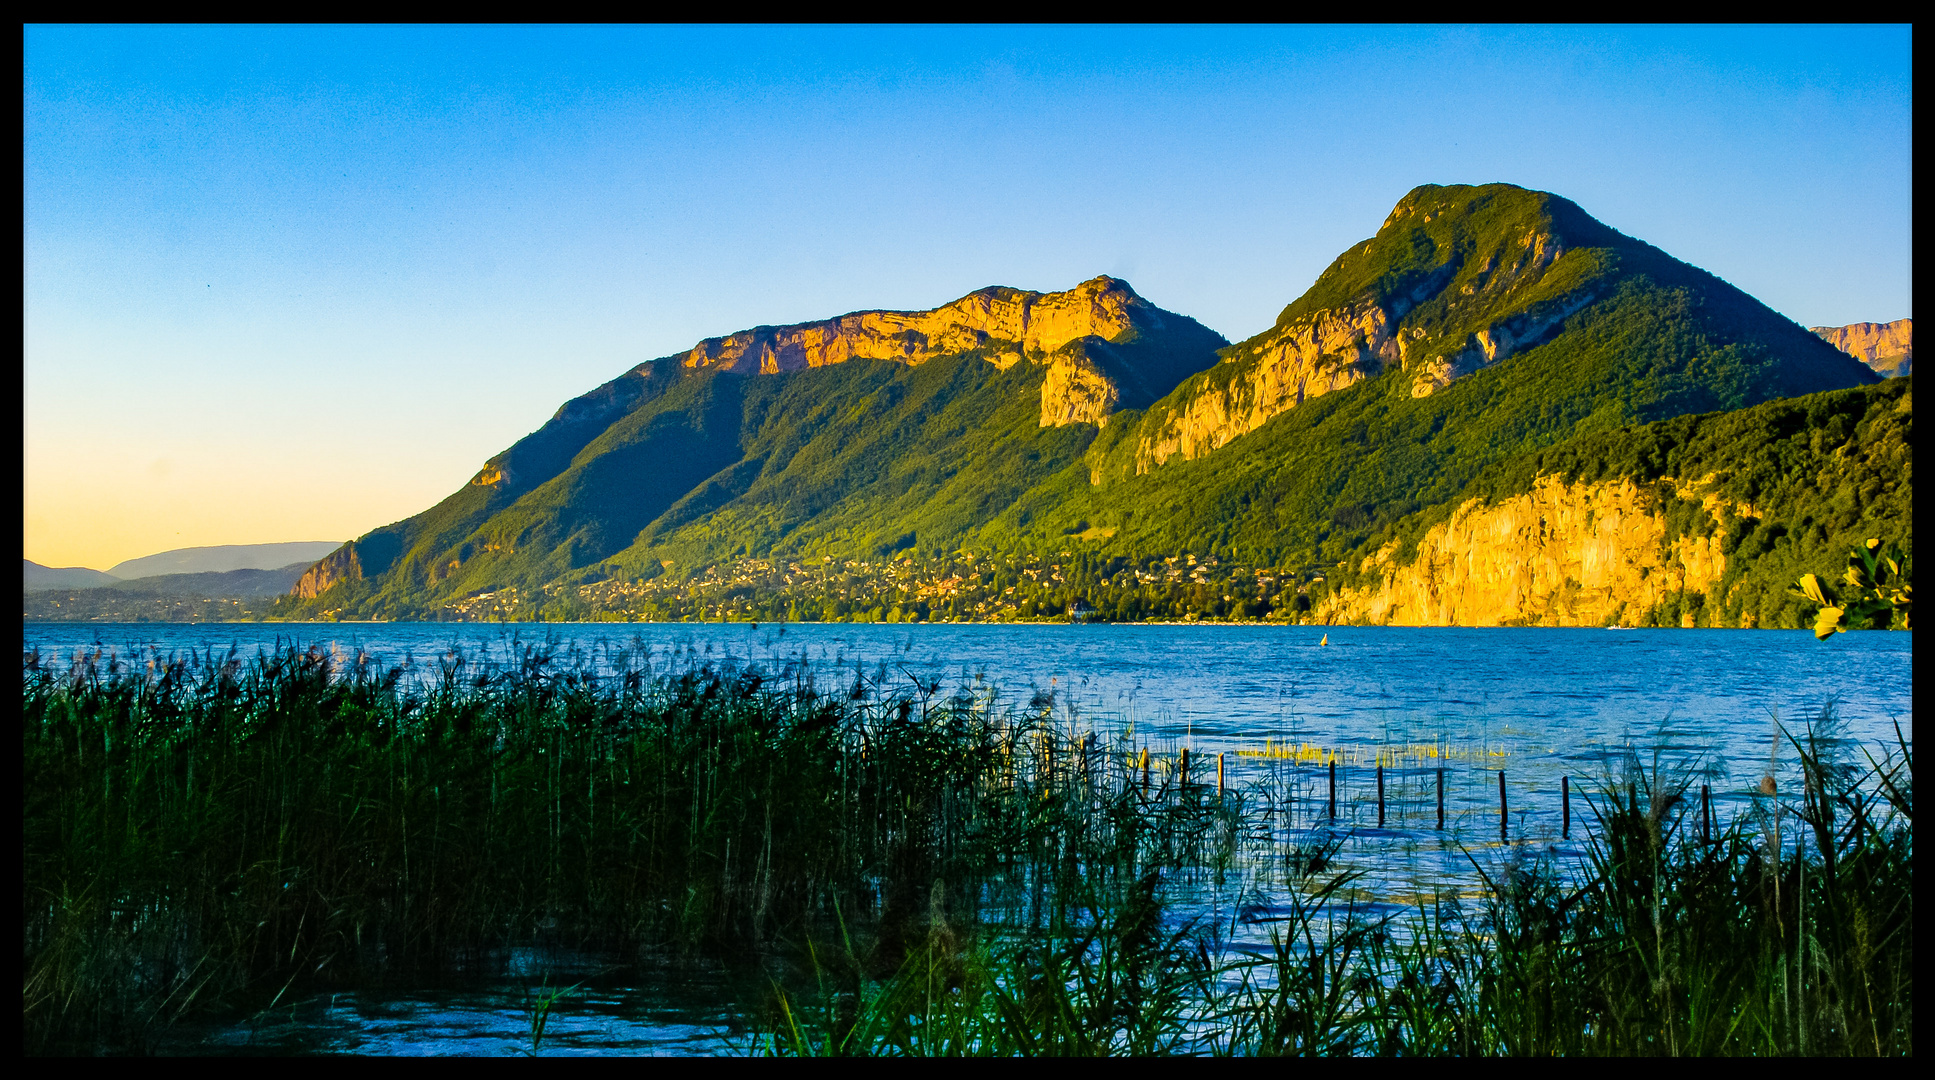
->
[22,432,444,570]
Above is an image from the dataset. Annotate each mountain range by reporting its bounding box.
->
[264,183,1901,627]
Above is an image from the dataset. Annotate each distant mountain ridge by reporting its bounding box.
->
[26,561,316,597]
[23,561,121,591]
[279,183,1885,625]
[108,542,343,580]
[1812,319,1911,377]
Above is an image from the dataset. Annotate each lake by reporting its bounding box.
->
[24,621,1912,1054]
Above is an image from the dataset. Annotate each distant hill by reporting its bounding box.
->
[23,560,121,591]
[107,542,343,580]
[94,562,315,597]
[1812,319,1911,378]
[23,562,315,622]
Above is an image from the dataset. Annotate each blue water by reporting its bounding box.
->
[25,622,1913,1054]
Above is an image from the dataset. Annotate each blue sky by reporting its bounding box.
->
[24,25,1912,568]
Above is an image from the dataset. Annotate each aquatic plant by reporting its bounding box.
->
[22,639,1230,1054]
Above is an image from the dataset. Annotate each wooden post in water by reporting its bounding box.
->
[1180,747,1190,790]
[1498,770,1508,842]
[1436,766,1445,829]
[1562,776,1571,839]
[1217,752,1225,801]
[1377,764,1385,828]
[1328,758,1337,820]
[1702,783,1712,845]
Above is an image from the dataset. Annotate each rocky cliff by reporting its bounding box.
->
[1315,474,1750,627]
[291,544,363,600]
[1313,377,1910,631]
[679,276,1154,375]
[1812,319,1911,377]
[673,276,1223,429]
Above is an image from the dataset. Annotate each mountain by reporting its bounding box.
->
[23,560,120,591]
[107,542,345,580]
[285,276,1226,614]
[1812,319,1911,378]
[282,183,1882,623]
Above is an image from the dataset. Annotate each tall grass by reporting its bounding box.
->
[22,640,1235,1054]
[761,714,1914,1056]
[23,642,1911,1055]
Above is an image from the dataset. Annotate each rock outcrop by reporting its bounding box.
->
[292,544,362,600]
[1408,290,1596,397]
[1316,474,1755,627]
[1133,297,1403,469]
[673,275,1219,431]
[681,276,1149,375]
[1812,319,1911,377]
[1038,344,1123,428]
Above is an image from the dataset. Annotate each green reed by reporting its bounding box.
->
[761,710,1914,1056]
[22,640,1236,1054]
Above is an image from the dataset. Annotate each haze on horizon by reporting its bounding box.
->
[24,25,1911,571]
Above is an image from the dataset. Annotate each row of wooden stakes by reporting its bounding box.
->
[1118,749,1730,846]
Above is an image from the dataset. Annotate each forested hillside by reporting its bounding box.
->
[275,184,1885,623]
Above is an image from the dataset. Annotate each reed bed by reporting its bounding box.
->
[22,642,1912,1055]
[764,715,1914,1056]
[22,640,1236,1054]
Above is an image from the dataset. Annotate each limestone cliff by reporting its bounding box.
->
[1316,474,1755,627]
[1038,344,1123,427]
[674,275,1221,431]
[292,544,362,600]
[1812,319,1911,377]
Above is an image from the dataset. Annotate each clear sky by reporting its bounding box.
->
[25,25,1912,570]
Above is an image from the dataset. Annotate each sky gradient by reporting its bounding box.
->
[25,25,1912,570]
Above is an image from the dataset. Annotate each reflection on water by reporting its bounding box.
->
[29,623,1911,1054]
[158,953,750,1056]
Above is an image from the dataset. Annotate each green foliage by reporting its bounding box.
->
[766,716,1915,1056]
[1791,538,1913,639]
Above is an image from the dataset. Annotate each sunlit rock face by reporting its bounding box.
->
[1316,474,1757,627]
[1812,319,1912,377]
[672,275,1224,431]
[292,545,362,599]
[1133,298,1402,470]
[1038,347,1122,428]
[679,276,1151,375]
